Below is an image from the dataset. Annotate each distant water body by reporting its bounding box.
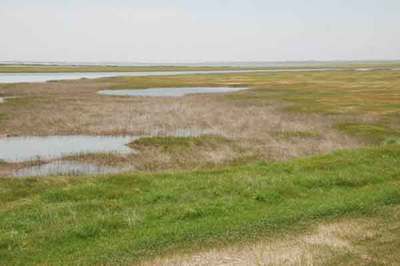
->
[1,67,396,84]
[0,69,340,84]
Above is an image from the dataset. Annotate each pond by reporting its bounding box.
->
[0,135,136,162]
[98,87,248,97]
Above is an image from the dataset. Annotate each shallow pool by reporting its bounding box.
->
[0,136,136,162]
[98,87,248,97]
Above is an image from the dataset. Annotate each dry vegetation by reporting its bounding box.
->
[2,70,400,174]
[1,71,384,175]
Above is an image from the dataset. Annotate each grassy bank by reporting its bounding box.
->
[1,145,400,264]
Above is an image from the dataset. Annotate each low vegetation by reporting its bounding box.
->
[129,135,253,171]
[1,145,399,265]
[274,130,321,140]
[131,135,231,148]
[337,122,400,144]
[0,113,6,124]
[145,205,400,265]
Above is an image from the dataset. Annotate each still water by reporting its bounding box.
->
[0,135,136,162]
[0,70,259,83]
[0,69,345,84]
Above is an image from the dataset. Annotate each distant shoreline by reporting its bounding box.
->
[1,59,400,68]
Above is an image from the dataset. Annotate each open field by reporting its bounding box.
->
[0,67,400,265]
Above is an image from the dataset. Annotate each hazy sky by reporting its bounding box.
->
[1,0,399,62]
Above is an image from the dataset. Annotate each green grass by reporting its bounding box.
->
[1,145,400,265]
[337,123,400,144]
[0,113,6,123]
[383,137,400,145]
[223,70,400,115]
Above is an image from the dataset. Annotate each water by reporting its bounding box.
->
[13,160,129,177]
[98,87,248,97]
[5,67,398,85]
[0,136,136,162]
[0,70,257,83]
[0,69,343,84]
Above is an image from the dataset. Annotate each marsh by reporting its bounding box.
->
[0,66,399,265]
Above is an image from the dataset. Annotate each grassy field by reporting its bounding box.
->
[0,67,400,264]
[1,145,400,265]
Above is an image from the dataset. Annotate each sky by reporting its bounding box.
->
[1,0,400,63]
